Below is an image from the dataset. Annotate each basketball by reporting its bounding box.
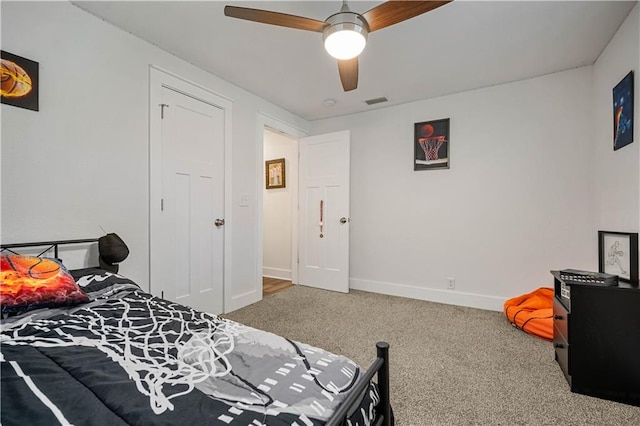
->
[1,58,33,98]
[2,255,60,279]
[420,124,434,138]
[29,258,61,279]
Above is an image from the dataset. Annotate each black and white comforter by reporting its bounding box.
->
[1,270,379,425]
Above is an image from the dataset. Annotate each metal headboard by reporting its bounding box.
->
[0,238,99,258]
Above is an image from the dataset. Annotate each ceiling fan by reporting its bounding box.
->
[224,1,452,92]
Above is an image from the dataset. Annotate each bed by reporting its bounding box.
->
[0,239,392,426]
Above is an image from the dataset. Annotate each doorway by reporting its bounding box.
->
[256,118,351,298]
[297,131,351,293]
[262,128,297,294]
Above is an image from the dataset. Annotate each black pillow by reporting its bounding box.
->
[98,233,129,264]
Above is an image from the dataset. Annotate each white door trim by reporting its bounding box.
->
[149,66,233,311]
[256,113,307,288]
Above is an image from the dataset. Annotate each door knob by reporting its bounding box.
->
[340,217,350,224]
[214,218,225,228]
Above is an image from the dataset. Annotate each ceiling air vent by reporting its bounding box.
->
[365,97,388,106]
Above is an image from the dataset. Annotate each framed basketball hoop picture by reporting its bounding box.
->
[1,50,39,111]
[414,118,449,170]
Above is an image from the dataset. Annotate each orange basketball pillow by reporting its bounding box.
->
[504,287,554,341]
[1,254,89,316]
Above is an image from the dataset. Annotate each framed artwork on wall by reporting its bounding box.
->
[612,71,634,150]
[0,50,39,111]
[598,231,638,284]
[265,158,286,189]
[414,118,449,170]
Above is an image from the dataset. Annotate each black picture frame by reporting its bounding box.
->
[1,50,39,111]
[598,231,638,284]
[414,118,450,171]
[612,71,633,150]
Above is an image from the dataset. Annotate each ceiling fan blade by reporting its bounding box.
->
[224,6,327,32]
[338,58,358,92]
[362,1,452,32]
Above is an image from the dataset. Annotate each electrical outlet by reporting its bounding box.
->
[447,277,455,290]
[240,196,250,207]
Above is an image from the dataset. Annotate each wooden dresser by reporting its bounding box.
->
[552,271,640,406]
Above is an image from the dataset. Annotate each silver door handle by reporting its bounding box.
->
[340,217,350,224]
[214,218,225,227]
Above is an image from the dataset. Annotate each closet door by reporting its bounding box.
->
[151,82,226,315]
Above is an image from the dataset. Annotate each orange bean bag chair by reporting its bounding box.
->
[504,287,554,341]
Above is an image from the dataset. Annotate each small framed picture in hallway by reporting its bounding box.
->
[265,158,286,189]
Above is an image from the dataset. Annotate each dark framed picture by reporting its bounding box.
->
[414,118,449,170]
[612,71,633,150]
[598,231,638,284]
[1,50,39,111]
[265,158,285,189]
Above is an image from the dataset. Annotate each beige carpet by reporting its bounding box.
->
[225,285,640,425]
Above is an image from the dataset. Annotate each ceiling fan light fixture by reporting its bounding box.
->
[323,12,368,60]
[225,1,453,92]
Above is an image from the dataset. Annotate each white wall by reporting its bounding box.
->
[3,2,636,314]
[310,67,595,310]
[263,129,294,280]
[0,1,308,312]
[592,4,639,238]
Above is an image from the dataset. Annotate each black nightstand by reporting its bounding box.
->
[552,271,640,406]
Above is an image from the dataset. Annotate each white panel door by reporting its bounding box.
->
[159,86,224,314]
[298,130,350,293]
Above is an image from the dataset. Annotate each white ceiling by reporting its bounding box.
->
[72,1,637,121]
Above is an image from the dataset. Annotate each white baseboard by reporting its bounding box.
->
[263,267,292,280]
[349,278,506,312]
